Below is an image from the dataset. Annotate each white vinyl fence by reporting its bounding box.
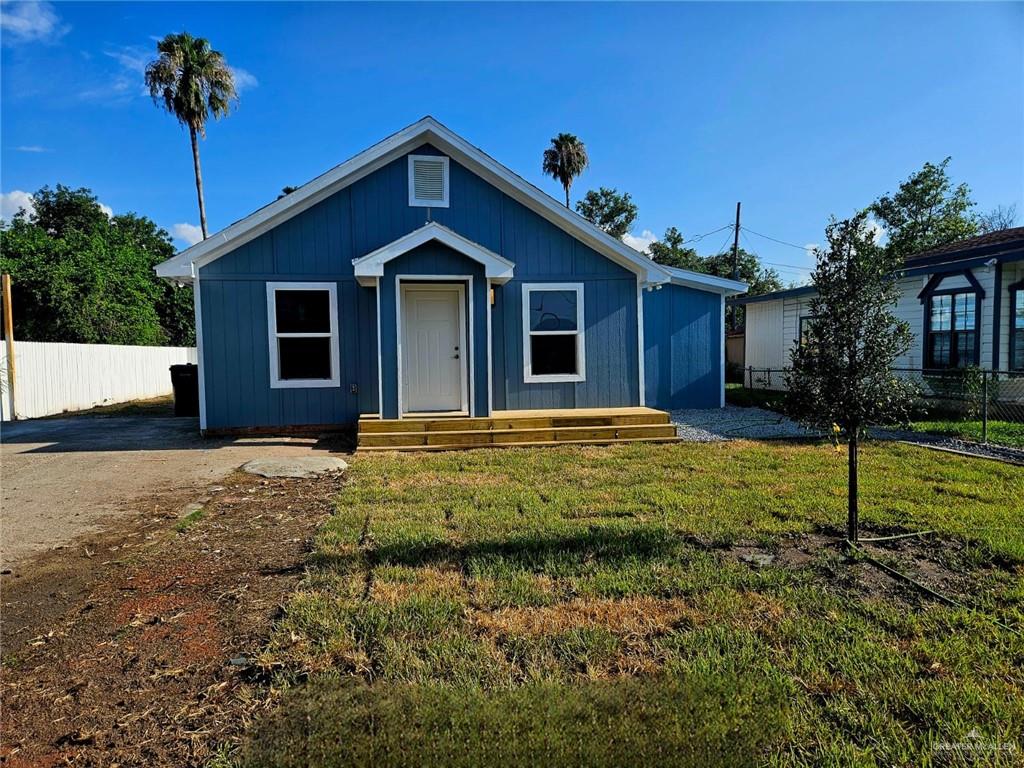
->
[1,341,197,421]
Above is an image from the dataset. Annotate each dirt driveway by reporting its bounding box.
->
[1,415,346,567]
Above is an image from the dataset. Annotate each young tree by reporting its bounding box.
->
[542,133,589,208]
[785,213,916,543]
[870,157,977,258]
[146,32,238,240]
[575,187,638,239]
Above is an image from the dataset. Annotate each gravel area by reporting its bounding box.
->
[870,428,1024,465]
[670,406,819,441]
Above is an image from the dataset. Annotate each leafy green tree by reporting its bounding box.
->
[278,185,299,200]
[870,157,977,259]
[575,187,638,239]
[785,213,916,543]
[146,32,237,239]
[703,248,782,296]
[0,186,194,346]
[648,227,702,271]
[542,133,589,208]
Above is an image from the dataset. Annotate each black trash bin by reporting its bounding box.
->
[169,363,199,417]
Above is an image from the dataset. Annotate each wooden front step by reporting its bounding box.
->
[356,408,677,451]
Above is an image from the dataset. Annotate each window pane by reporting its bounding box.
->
[530,334,577,376]
[929,332,951,368]
[954,292,975,330]
[1014,335,1024,369]
[279,337,331,380]
[930,295,951,331]
[275,290,331,334]
[955,331,977,367]
[529,290,578,332]
[1015,291,1024,330]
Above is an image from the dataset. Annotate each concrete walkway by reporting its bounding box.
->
[1,415,346,566]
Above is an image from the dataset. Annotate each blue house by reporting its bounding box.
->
[156,118,746,448]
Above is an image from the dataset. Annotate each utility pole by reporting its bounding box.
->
[2,274,16,420]
[731,202,741,280]
[730,202,741,330]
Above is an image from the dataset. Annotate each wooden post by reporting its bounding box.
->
[2,274,15,420]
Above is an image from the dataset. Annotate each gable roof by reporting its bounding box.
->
[155,116,671,285]
[904,226,1024,269]
[352,222,514,286]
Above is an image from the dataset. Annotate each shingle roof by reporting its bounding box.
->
[904,227,1024,265]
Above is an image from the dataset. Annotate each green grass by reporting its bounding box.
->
[725,384,787,412]
[174,505,205,532]
[240,441,1024,767]
[904,419,1024,449]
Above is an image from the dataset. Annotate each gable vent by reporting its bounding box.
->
[408,155,450,208]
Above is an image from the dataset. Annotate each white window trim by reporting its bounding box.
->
[522,282,586,384]
[407,154,450,208]
[266,281,341,389]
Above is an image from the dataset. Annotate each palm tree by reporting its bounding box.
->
[145,32,237,241]
[542,133,589,208]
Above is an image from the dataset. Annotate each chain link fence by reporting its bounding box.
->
[743,366,1024,444]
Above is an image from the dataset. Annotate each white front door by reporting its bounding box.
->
[401,284,466,414]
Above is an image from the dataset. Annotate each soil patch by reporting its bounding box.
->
[0,470,345,767]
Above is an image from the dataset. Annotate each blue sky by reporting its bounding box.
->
[2,1,1021,283]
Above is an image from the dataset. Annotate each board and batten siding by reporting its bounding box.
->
[197,143,641,429]
[643,284,723,409]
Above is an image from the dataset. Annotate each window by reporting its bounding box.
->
[1011,282,1024,371]
[408,155,450,208]
[522,283,585,383]
[266,282,340,388]
[925,291,978,369]
[799,316,817,351]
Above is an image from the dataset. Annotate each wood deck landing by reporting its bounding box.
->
[357,407,677,451]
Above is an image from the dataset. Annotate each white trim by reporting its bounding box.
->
[521,282,586,384]
[407,154,450,208]
[720,295,726,408]
[154,117,670,285]
[486,282,494,414]
[193,270,207,431]
[397,279,470,417]
[637,280,646,406]
[353,222,513,287]
[266,281,341,389]
[375,277,383,415]
[665,265,748,296]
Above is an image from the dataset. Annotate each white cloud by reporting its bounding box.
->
[99,202,113,218]
[14,144,51,153]
[1,189,35,220]
[865,216,886,244]
[803,243,819,259]
[172,222,203,247]
[622,229,657,254]
[229,66,258,94]
[0,1,68,45]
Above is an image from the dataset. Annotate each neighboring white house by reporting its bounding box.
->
[732,228,1024,387]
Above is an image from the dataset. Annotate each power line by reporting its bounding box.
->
[682,223,734,245]
[740,226,811,252]
[740,230,811,273]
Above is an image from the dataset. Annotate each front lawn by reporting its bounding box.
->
[241,441,1023,767]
